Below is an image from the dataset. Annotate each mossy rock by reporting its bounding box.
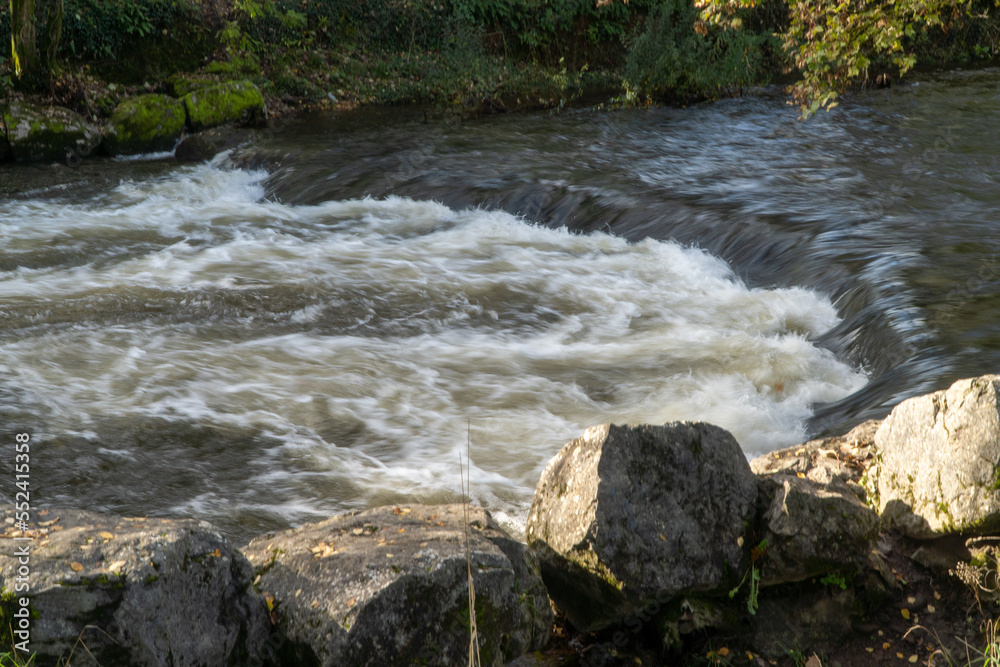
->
[1,103,103,164]
[105,94,187,156]
[165,73,220,98]
[0,116,9,162]
[182,80,266,131]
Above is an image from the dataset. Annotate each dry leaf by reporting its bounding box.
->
[265,594,275,612]
[38,517,60,527]
[901,609,911,620]
[804,654,822,667]
[398,528,405,534]
[883,642,891,649]
[348,598,356,607]
[212,549,221,558]
[70,562,84,572]
[908,656,918,664]
[352,528,364,536]
[717,647,729,656]
[108,561,126,574]
[927,604,936,613]
[98,531,113,540]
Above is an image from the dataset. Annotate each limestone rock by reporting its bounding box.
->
[0,507,269,666]
[525,422,758,632]
[758,474,880,585]
[875,375,1000,538]
[243,504,551,667]
[750,419,880,493]
[1,103,102,163]
[105,94,186,156]
[182,80,266,131]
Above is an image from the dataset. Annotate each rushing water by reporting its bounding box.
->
[2,69,999,543]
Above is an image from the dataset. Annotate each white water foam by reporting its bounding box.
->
[0,162,867,531]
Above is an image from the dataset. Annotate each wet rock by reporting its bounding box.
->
[243,504,551,667]
[1,102,102,163]
[182,80,266,131]
[0,507,269,666]
[525,422,758,632]
[875,375,1000,538]
[758,474,880,585]
[175,125,252,162]
[105,95,186,156]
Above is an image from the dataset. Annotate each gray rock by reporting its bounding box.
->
[758,474,880,585]
[525,422,758,632]
[105,94,186,156]
[752,587,855,658]
[875,375,1000,538]
[243,504,551,667]
[750,419,880,494]
[175,125,252,163]
[0,507,269,666]
[1,103,102,163]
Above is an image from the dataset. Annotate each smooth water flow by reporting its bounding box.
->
[3,69,1000,541]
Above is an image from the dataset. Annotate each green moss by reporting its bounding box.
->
[105,94,186,155]
[182,81,266,131]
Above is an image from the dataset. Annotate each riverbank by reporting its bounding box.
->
[6,376,1000,666]
[3,0,1000,142]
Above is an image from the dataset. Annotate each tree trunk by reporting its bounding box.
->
[10,0,41,89]
[39,0,63,76]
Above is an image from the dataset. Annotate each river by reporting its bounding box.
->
[2,68,997,543]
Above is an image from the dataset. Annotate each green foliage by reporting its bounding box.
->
[729,538,767,615]
[820,572,848,589]
[622,0,777,103]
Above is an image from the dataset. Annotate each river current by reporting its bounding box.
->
[2,69,998,542]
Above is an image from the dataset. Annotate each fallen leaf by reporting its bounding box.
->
[385,553,393,558]
[866,647,874,653]
[398,528,405,534]
[908,655,918,663]
[896,653,904,659]
[98,531,113,540]
[883,642,891,649]
[907,596,916,604]
[295,589,302,597]
[348,598,356,607]
[265,594,275,612]
[70,562,84,572]
[901,609,911,620]
[659,534,666,541]
[796,472,806,478]
[933,591,942,600]
[352,528,364,536]
[927,604,936,613]
[717,647,729,656]
[212,549,221,558]
[108,561,126,573]
[38,517,60,527]
[804,654,822,667]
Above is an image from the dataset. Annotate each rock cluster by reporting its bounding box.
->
[6,375,1000,664]
[0,79,267,163]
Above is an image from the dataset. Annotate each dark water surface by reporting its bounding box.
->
[2,69,997,542]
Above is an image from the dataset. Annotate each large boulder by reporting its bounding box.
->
[182,80,266,131]
[757,475,880,585]
[105,94,186,155]
[1,103,102,163]
[875,375,1000,538]
[243,504,551,667]
[0,507,269,666]
[525,422,759,632]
